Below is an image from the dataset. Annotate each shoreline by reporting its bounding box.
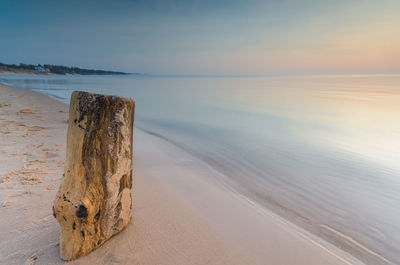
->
[0,70,54,75]
[0,71,131,76]
[0,83,365,264]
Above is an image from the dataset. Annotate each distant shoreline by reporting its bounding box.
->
[0,70,139,76]
[0,70,55,75]
[0,62,132,75]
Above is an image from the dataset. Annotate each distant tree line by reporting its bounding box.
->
[0,62,128,75]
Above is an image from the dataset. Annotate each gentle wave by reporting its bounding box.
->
[2,74,400,264]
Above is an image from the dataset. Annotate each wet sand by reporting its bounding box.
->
[0,84,364,264]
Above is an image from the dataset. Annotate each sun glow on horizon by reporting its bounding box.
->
[0,0,399,74]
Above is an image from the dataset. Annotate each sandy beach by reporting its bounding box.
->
[0,83,365,265]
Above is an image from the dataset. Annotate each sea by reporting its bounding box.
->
[1,74,399,264]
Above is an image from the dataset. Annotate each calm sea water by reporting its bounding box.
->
[1,74,400,264]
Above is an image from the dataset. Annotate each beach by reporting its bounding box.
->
[0,83,366,264]
[2,0,400,263]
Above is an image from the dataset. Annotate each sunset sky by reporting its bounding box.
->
[1,0,399,74]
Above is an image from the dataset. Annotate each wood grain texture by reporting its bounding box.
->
[53,91,135,260]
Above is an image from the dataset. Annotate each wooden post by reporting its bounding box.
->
[53,91,135,260]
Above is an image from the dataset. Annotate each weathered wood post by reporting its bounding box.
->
[53,91,135,260]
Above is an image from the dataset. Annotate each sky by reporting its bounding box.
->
[1,0,399,74]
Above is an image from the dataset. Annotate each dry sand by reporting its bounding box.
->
[0,84,365,265]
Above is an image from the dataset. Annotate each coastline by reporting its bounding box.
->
[0,84,364,265]
[0,70,54,75]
